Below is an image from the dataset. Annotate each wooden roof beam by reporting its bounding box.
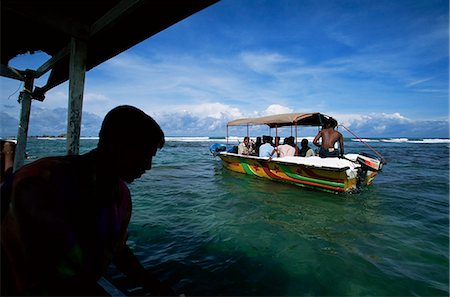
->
[0,65,25,81]
[90,0,145,37]
[35,45,70,78]
[4,5,89,40]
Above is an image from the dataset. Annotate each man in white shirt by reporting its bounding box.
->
[238,136,254,155]
[274,138,296,158]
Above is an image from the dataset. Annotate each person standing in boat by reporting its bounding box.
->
[238,136,254,155]
[313,118,344,158]
[1,106,175,296]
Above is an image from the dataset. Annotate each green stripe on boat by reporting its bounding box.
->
[279,164,345,188]
[241,162,256,175]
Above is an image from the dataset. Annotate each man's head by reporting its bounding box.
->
[286,136,295,146]
[243,136,250,144]
[98,105,165,182]
[323,117,337,129]
[301,138,309,148]
[329,118,338,128]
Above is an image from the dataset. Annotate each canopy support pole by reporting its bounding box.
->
[275,126,278,146]
[13,72,34,171]
[226,125,229,145]
[295,123,298,156]
[66,37,87,155]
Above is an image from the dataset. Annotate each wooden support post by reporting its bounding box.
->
[275,126,278,146]
[13,73,34,171]
[67,37,87,155]
[226,125,229,145]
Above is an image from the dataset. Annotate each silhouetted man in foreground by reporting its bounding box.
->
[1,105,174,296]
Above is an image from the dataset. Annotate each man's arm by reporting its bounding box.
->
[313,131,322,147]
[249,141,255,155]
[339,133,344,157]
[113,244,175,296]
[237,143,244,155]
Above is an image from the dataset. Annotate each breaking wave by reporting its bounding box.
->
[351,138,450,144]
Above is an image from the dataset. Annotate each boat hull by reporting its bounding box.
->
[218,153,377,194]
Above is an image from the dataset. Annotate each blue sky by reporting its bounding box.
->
[1,0,449,138]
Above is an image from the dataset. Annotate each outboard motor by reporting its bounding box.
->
[356,167,368,189]
[354,152,385,189]
[356,152,383,172]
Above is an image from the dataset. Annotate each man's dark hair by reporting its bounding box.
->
[301,138,309,147]
[98,105,165,150]
[328,117,338,128]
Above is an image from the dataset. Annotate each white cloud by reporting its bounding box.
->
[84,92,110,103]
[1,105,448,138]
[263,104,293,115]
[373,125,387,133]
[406,77,434,88]
[331,112,446,137]
[240,52,291,74]
[163,102,244,120]
[380,112,410,121]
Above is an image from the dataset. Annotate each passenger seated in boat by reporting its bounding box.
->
[259,136,275,158]
[285,136,300,155]
[253,136,262,156]
[238,136,255,155]
[299,139,315,157]
[273,137,296,158]
[313,118,344,158]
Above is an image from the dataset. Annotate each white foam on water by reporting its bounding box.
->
[409,139,450,144]
[351,138,380,142]
[381,138,410,143]
[380,138,450,144]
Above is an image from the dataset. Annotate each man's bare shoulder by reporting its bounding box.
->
[13,155,88,185]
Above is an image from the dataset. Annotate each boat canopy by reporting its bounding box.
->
[227,112,333,128]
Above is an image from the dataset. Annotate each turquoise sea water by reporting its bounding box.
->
[23,137,449,296]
